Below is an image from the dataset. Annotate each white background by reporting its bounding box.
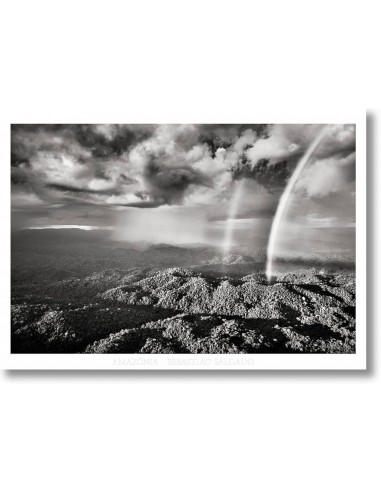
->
[0,1,380,491]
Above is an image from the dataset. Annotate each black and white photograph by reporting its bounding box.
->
[11,123,360,361]
[2,2,380,492]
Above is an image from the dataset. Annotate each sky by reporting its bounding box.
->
[11,123,356,259]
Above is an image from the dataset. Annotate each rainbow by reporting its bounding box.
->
[222,179,245,257]
[265,125,330,282]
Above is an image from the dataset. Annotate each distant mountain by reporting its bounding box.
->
[201,253,255,265]
[12,228,111,248]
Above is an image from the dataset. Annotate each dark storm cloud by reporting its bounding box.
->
[11,151,30,168]
[70,124,155,158]
[232,157,291,191]
[11,167,30,185]
[113,201,161,208]
[47,183,119,196]
[198,124,268,156]
[11,124,156,161]
[143,154,211,205]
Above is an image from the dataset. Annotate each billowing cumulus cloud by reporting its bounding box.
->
[11,123,356,252]
[295,151,355,197]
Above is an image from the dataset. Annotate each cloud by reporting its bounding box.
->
[26,225,113,230]
[11,124,356,240]
[230,123,356,194]
[232,158,290,191]
[47,183,118,196]
[245,125,301,165]
[11,124,155,161]
[11,190,46,208]
[10,124,272,212]
[233,129,258,153]
[295,152,355,197]
[142,153,212,205]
